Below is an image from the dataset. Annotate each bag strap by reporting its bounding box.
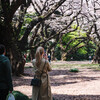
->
[40,59,46,77]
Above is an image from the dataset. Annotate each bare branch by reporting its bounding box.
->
[29,10,81,49]
[20,0,67,46]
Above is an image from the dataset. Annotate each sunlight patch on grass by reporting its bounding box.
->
[52,64,80,69]
[80,64,99,67]
[52,63,99,69]
[79,64,100,70]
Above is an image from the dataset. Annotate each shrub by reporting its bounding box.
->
[69,68,79,72]
[12,91,30,100]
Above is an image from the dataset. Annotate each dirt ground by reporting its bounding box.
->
[13,61,100,100]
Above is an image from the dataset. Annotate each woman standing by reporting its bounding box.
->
[32,47,52,100]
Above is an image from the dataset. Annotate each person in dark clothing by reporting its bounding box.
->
[48,53,51,63]
[0,44,13,100]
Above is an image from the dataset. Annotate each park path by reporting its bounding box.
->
[13,61,100,100]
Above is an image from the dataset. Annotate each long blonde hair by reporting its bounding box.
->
[35,46,44,67]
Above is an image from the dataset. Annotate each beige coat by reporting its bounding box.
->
[32,58,52,100]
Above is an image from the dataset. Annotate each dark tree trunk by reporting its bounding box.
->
[1,25,25,76]
[51,48,55,60]
[10,46,25,76]
[30,49,35,61]
[92,46,100,64]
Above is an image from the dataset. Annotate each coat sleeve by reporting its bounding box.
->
[4,59,13,91]
[46,60,52,72]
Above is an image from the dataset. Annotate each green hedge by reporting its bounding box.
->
[12,91,30,100]
[11,91,55,100]
[69,68,79,72]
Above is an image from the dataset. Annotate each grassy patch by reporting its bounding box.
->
[52,63,99,69]
[52,64,80,69]
[79,64,100,70]
[80,64,99,67]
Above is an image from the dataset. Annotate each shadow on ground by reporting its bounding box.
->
[50,69,100,86]
[13,68,100,87]
[53,94,100,100]
[13,68,33,87]
[49,69,77,76]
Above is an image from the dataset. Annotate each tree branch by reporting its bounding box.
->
[20,0,67,46]
[9,0,26,23]
[29,10,81,49]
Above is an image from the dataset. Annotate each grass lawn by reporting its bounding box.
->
[51,61,99,70]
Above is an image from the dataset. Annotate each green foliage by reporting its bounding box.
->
[18,13,38,39]
[69,68,79,72]
[24,18,32,23]
[54,46,61,60]
[55,24,96,60]
[18,26,27,39]
[77,47,87,55]
[62,30,86,51]
[12,91,30,100]
[11,91,55,100]
[25,13,37,18]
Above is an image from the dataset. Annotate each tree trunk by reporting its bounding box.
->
[9,39,26,76]
[30,49,35,61]
[96,46,100,64]
[61,52,66,61]
[10,47,25,76]
[93,46,100,64]
[51,48,55,61]
[1,25,25,76]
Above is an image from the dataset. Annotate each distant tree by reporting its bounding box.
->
[79,0,100,63]
[55,24,95,60]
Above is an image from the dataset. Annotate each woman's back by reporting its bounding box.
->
[32,58,52,100]
[32,58,51,75]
